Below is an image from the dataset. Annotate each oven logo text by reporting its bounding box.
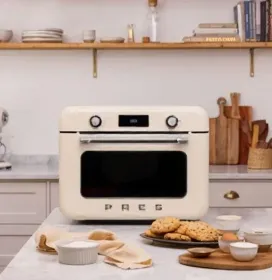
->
[105,204,162,211]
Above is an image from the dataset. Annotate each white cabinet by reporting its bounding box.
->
[0,220,39,271]
[0,182,47,272]
[50,182,59,212]
[210,180,272,208]
[0,183,47,224]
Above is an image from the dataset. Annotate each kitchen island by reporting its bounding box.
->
[1,208,272,280]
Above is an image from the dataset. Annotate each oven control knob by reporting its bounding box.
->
[90,115,102,128]
[166,115,178,128]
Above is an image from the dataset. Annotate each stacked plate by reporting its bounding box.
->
[22,28,63,43]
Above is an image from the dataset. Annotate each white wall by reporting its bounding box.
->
[0,0,270,155]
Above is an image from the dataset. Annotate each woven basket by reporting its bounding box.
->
[247,147,272,169]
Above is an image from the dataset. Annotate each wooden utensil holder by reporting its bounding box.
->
[247,147,272,169]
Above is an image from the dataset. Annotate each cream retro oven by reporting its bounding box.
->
[59,106,209,221]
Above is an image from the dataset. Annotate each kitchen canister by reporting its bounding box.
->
[247,147,272,169]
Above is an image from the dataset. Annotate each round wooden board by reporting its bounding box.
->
[179,249,272,270]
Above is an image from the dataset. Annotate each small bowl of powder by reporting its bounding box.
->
[55,239,99,265]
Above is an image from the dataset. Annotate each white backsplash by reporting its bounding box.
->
[0,0,270,155]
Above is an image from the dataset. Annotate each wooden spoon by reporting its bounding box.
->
[252,124,259,148]
[252,120,267,141]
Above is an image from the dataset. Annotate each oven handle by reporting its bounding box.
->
[79,134,189,144]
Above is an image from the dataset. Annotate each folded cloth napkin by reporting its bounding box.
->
[35,226,152,270]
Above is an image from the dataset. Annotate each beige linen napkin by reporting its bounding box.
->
[100,241,152,269]
[35,226,152,269]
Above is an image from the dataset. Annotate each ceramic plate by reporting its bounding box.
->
[140,233,218,248]
[22,34,61,39]
[23,31,62,36]
[22,38,63,43]
[43,28,63,33]
[23,28,63,34]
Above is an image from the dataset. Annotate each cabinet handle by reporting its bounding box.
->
[224,191,240,200]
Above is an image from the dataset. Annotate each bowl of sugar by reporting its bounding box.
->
[230,242,258,262]
[55,239,99,265]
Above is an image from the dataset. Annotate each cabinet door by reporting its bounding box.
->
[0,182,47,224]
[50,182,59,212]
[0,225,37,269]
[210,180,272,207]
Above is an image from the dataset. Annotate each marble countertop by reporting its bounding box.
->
[0,155,272,180]
[2,207,272,280]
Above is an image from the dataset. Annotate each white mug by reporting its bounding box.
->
[83,30,96,42]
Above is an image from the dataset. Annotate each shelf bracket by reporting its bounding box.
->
[249,48,254,77]
[93,48,97,78]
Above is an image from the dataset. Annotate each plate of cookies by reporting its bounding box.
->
[140,217,220,248]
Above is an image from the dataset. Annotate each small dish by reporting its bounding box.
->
[230,242,258,262]
[0,30,13,42]
[216,215,242,232]
[187,247,216,258]
[100,37,125,43]
[244,228,272,252]
[218,236,243,253]
[55,239,99,265]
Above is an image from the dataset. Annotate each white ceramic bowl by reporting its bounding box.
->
[230,242,258,262]
[55,239,99,265]
[218,236,243,253]
[0,30,13,42]
[216,215,242,231]
[244,228,272,251]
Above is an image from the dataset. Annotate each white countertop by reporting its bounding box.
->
[2,207,272,280]
[1,162,272,180]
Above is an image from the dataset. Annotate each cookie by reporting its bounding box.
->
[151,217,181,234]
[164,233,191,241]
[175,221,191,234]
[145,229,162,238]
[185,222,219,242]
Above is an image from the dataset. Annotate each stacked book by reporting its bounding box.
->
[233,1,257,42]
[182,23,239,43]
[260,0,272,41]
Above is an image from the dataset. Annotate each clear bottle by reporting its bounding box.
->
[147,0,159,42]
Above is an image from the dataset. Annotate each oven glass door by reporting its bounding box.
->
[81,149,187,198]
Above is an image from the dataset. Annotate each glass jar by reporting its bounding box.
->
[146,5,159,42]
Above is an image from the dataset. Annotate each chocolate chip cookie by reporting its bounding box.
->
[164,233,191,241]
[151,217,181,234]
[175,221,191,234]
[185,222,218,242]
[145,229,162,238]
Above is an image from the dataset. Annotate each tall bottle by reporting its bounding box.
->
[147,0,159,42]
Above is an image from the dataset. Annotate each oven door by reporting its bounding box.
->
[59,132,209,220]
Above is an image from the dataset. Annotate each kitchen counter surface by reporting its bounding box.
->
[2,207,272,280]
[1,160,272,180]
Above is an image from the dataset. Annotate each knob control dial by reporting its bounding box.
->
[166,115,179,128]
[90,115,102,128]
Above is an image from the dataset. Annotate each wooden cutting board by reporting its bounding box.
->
[209,97,228,164]
[226,93,240,164]
[227,118,239,164]
[179,249,272,271]
[224,103,253,165]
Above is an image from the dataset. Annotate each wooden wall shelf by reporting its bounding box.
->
[0,42,269,77]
